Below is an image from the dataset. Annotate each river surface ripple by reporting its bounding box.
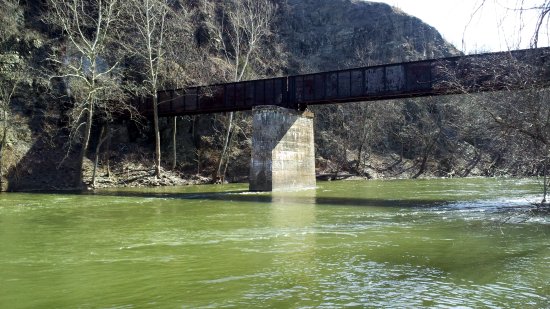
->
[0,178,548,308]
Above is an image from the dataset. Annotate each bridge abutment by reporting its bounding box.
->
[249,106,316,191]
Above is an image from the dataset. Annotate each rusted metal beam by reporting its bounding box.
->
[135,47,550,117]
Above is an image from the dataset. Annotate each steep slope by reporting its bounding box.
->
[278,0,460,73]
[3,0,504,190]
[159,0,466,183]
[268,0,468,179]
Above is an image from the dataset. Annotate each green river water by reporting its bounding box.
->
[0,178,548,308]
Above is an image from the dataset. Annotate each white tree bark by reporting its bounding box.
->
[126,0,170,178]
[213,0,276,182]
[48,0,122,188]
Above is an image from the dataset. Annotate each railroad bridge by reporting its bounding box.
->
[135,48,550,191]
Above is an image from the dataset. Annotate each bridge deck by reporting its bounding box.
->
[135,47,550,117]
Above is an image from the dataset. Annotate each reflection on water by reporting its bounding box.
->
[0,178,549,308]
[270,190,318,298]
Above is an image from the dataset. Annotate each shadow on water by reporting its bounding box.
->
[81,189,447,208]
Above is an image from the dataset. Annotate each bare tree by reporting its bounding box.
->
[122,0,173,178]
[468,0,550,49]
[47,0,128,188]
[437,46,550,205]
[0,0,22,40]
[0,65,22,192]
[0,0,27,191]
[526,1,550,47]
[161,18,201,172]
[468,1,550,206]
[209,0,277,182]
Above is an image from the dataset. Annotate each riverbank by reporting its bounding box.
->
[59,147,550,193]
[83,161,212,190]
[0,125,544,193]
[81,150,494,190]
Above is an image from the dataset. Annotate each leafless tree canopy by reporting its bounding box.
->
[46,0,131,186]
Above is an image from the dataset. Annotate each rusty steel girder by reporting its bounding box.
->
[135,47,550,117]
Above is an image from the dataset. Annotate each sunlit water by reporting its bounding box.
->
[0,178,548,308]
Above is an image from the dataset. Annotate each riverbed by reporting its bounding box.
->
[0,178,548,307]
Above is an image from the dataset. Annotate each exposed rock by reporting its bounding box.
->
[278,0,460,73]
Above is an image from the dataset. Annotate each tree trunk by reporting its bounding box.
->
[190,116,201,175]
[192,116,200,175]
[92,125,105,189]
[356,129,369,174]
[222,126,237,181]
[104,128,112,178]
[195,150,201,175]
[216,112,233,182]
[543,145,548,205]
[171,116,177,170]
[0,110,7,192]
[356,143,364,174]
[77,101,94,188]
[357,116,370,174]
[153,93,162,178]
[413,151,430,179]
[92,124,111,189]
[413,140,436,179]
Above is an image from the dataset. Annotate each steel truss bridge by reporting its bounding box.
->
[135,47,550,116]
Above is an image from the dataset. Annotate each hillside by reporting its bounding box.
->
[279,0,459,73]
[0,0,545,191]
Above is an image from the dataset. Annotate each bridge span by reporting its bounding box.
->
[137,47,550,116]
[135,47,550,191]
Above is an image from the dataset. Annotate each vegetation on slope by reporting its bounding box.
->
[0,0,549,204]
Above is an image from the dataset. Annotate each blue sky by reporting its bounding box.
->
[372,0,549,53]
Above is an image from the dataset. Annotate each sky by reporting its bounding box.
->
[371,0,549,53]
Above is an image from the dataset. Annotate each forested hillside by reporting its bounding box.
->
[0,0,549,191]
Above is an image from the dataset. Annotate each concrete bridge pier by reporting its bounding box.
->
[249,105,316,191]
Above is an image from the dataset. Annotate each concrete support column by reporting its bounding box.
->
[249,105,316,191]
